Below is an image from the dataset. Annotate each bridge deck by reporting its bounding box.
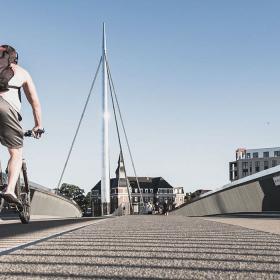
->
[0,215,279,279]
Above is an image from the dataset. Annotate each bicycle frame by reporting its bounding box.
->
[0,128,43,223]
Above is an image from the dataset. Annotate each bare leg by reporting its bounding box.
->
[6,148,23,195]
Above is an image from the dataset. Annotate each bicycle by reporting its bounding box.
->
[0,129,44,224]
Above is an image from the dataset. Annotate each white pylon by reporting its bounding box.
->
[101,22,110,215]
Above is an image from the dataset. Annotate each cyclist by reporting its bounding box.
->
[0,45,43,204]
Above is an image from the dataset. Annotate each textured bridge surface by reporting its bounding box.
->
[0,181,82,219]
[0,215,279,279]
[172,166,280,216]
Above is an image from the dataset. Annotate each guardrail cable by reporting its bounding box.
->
[106,57,144,213]
[107,62,133,213]
[57,57,102,190]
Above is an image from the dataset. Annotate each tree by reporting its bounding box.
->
[60,183,87,212]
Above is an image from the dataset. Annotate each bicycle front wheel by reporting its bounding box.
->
[0,197,5,213]
[15,161,31,224]
[19,191,31,224]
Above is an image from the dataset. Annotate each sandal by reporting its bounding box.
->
[3,192,22,206]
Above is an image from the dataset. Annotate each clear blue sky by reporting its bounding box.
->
[1,0,280,193]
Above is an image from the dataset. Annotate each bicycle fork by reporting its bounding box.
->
[0,161,3,187]
[22,160,29,193]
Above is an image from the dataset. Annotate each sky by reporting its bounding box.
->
[1,0,280,194]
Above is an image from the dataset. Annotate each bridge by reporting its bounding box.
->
[1,25,280,279]
[0,215,279,279]
[0,181,82,220]
[1,161,279,279]
[172,164,280,217]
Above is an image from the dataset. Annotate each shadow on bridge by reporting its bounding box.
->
[0,217,104,239]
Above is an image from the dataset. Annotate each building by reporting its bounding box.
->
[174,187,185,207]
[91,154,184,215]
[229,147,280,181]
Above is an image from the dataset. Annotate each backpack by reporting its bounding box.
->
[0,46,16,92]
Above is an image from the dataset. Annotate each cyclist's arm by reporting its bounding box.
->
[22,70,42,130]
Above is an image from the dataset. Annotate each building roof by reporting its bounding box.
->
[92,176,173,192]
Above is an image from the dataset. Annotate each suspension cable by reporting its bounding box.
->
[105,57,144,211]
[57,57,102,190]
[107,61,133,212]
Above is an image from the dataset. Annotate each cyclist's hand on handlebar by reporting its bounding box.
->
[32,126,45,139]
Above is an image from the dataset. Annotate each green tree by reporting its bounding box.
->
[60,183,87,212]
[84,191,92,210]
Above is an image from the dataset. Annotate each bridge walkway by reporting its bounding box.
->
[0,215,279,279]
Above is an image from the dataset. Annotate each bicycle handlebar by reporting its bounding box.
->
[24,129,45,138]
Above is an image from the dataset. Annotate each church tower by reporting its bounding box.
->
[113,152,132,214]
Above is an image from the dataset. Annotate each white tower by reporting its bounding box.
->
[101,23,110,215]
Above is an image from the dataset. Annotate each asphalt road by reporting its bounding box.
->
[0,215,279,279]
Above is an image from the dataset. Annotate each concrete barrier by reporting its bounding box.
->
[29,182,82,218]
[172,166,280,216]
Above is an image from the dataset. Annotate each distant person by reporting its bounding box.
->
[163,200,169,216]
[147,202,153,214]
[0,45,44,204]
[155,202,159,214]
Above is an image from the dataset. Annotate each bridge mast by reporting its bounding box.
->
[101,23,110,215]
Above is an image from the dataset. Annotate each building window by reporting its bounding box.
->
[264,161,269,169]
[242,171,248,177]
[263,152,269,158]
[272,160,277,167]
[150,189,153,193]
[255,161,260,172]
[144,197,148,202]
[246,153,251,159]
[134,197,138,202]
[253,152,259,158]
[140,189,143,193]
[145,189,148,193]
[134,188,138,193]
[242,162,248,168]
[274,151,280,157]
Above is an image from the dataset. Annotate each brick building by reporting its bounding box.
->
[91,154,184,215]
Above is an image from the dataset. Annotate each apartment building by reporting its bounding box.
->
[229,147,280,181]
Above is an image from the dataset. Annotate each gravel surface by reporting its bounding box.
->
[0,215,279,279]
